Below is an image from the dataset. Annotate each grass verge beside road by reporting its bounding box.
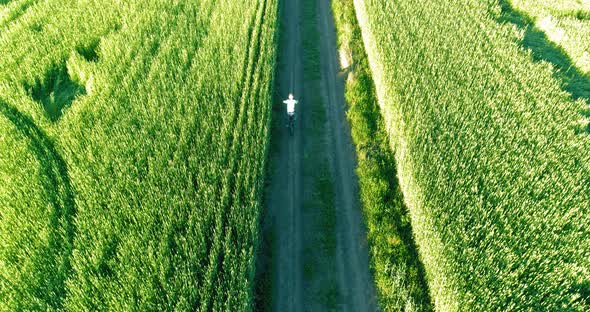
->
[331,0,432,310]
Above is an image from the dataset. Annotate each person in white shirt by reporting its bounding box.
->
[283,93,298,125]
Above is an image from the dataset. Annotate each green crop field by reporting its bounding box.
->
[353,0,590,310]
[0,0,277,310]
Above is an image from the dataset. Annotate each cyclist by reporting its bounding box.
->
[283,93,298,127]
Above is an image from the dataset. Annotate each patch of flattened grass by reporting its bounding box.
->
[25,63,85,122]
[76,39,100,62]
[30,22,43,32]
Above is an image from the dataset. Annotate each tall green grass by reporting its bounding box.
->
[0,0,277,310]
[0,0,39,29]
[354,0,590,310]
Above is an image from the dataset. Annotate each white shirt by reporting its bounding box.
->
[283,99,298,114]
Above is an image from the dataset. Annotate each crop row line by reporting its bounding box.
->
[0,0,39,31]
[198,0,269,310]
[0,99,75,309]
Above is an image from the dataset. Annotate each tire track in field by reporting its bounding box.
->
[197,0,269,310]
[0,100,75,309]
[214,0,273,308]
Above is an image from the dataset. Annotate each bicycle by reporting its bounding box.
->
[287,112,295,136]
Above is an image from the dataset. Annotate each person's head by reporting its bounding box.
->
[289,94,294,100]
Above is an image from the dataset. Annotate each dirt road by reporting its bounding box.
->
[265,0,304,310]
[263,0,378,310]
